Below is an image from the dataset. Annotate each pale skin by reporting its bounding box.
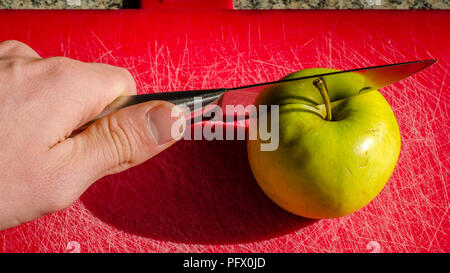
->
[0,40,186,230]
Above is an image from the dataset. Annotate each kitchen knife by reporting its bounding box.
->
[73,59,436,134]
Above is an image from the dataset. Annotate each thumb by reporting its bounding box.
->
[52,100,186,191]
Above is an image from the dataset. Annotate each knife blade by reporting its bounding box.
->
[74,59,436,134]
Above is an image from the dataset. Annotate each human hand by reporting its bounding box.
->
[0,40,186,230]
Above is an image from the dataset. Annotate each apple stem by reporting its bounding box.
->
[313,78,332,121]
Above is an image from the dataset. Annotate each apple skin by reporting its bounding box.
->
[247,68,401,219]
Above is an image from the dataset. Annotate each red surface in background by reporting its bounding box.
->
[140,0,234,10]
[0,9,448,253]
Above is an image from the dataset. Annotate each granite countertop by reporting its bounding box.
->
[0,0,448,9]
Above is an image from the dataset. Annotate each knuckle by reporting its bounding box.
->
[0,40,37,57]
[0,40,27,51]
[102,115,136,172]
[0,58,34,91]
[2,57,27,74]
[115,67,136,94]
[0,39,23,47]
[42,56,81,81]
[44,56,74,70]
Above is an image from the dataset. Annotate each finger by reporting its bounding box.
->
[88,62,138,96]
[48,100,186,197]
[75,61,138,125]
[0,40,41,58]
[37,57,137,137]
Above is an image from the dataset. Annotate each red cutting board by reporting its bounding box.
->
[0,8,448,253]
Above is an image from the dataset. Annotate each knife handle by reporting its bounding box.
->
[70,89,227,136]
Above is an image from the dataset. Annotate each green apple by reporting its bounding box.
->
[247,68,401,219]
